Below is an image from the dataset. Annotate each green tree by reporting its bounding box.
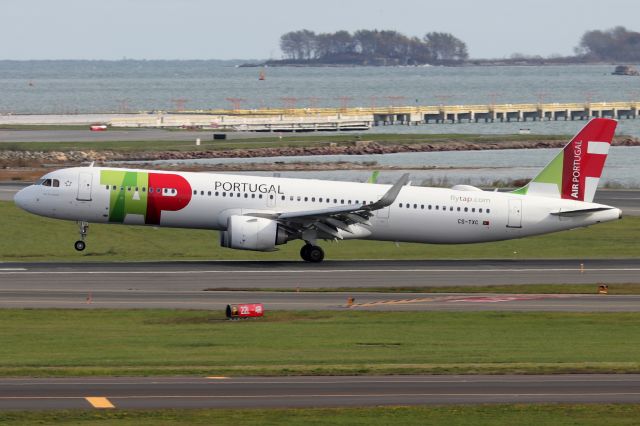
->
[578,26,640,61]
[423,32,468,61]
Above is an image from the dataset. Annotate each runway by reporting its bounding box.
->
[0,260,639,311]
[1,374,640,410]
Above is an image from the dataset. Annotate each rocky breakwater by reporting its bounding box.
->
[1,138,640,167]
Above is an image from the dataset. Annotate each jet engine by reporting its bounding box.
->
[220,215,292,251]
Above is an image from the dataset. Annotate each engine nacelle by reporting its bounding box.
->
[220,215,292,251]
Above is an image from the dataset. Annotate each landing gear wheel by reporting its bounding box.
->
[75,221,89,252]
[300,244,312,261]
[307,245,325,263]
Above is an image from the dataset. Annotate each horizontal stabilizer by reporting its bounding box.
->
[550,207,615,217]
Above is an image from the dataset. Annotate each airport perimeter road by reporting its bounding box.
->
[0,129,267,143]
[0,260,639,291]
[2,375,640,410]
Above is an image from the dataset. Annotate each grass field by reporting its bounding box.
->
[2,404,640,425]
[0,132,566,153]
[1,200,638,262]
[1,309,640,377]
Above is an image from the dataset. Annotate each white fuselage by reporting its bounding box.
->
[14,166,621,245]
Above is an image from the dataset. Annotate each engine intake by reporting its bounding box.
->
[220,215,292,251]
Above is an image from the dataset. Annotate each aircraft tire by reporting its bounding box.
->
[74,240,86,251]
[307,245,324,263]
[300,244,311,261]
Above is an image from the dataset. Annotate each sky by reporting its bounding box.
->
[1,0,639,60]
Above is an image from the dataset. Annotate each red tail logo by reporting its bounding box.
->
[561,118,617,202]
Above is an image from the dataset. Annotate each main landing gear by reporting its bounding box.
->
[300,243,324,263]
[74,221,89,252]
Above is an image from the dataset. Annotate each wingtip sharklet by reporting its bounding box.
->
[365,173,410,211]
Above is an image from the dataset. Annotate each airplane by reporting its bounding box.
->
[13,118,621,263]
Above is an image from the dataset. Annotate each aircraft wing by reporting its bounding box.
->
[259,174,410,239]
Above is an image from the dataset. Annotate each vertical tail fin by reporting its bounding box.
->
[511,118,617,202]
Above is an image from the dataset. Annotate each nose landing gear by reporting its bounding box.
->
[74,221,89,252]
[300,243,324,263]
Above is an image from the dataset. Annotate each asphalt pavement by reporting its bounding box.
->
[0,260,638,311]
[2,375,640,410]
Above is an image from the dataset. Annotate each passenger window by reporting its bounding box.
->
[472,208,476,213]
[341,199,344,204]
[399,203,403,208]
[319,198,323,202]
[112,185,117,191]
[421,205,424,209]
[172,189,176,194]
[252,194,255,199]
[127,187,132,192]
[487,209,491,214]
[464,207,468,212]
[142,187,146,192]
[479,208,483,213]
[193,190,197,195]
[281,196,285,200]
[135,187,139,192]
[413,204,417,209]
[201,191,205,195]
[106,185,110,190]
[334,199,337,203]
[450,207,453,211]
[457,207,461,211]
[259,194,263,199]
[290,196,294,201]
[304,197,308,202]
[311,197,315,202]
[428,205,432,210]
[269,195,274,200]
[406,204,410,209]
[208,191,211,196]
[222,192,226,197]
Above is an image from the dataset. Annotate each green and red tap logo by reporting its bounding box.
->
[100,170,192,225]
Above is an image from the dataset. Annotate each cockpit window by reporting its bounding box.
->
[38,178,59,187]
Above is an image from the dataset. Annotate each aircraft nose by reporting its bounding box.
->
[14,186,33,212]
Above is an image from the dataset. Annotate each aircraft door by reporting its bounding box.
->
[507,199,522,228]
[77,172,93,201]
